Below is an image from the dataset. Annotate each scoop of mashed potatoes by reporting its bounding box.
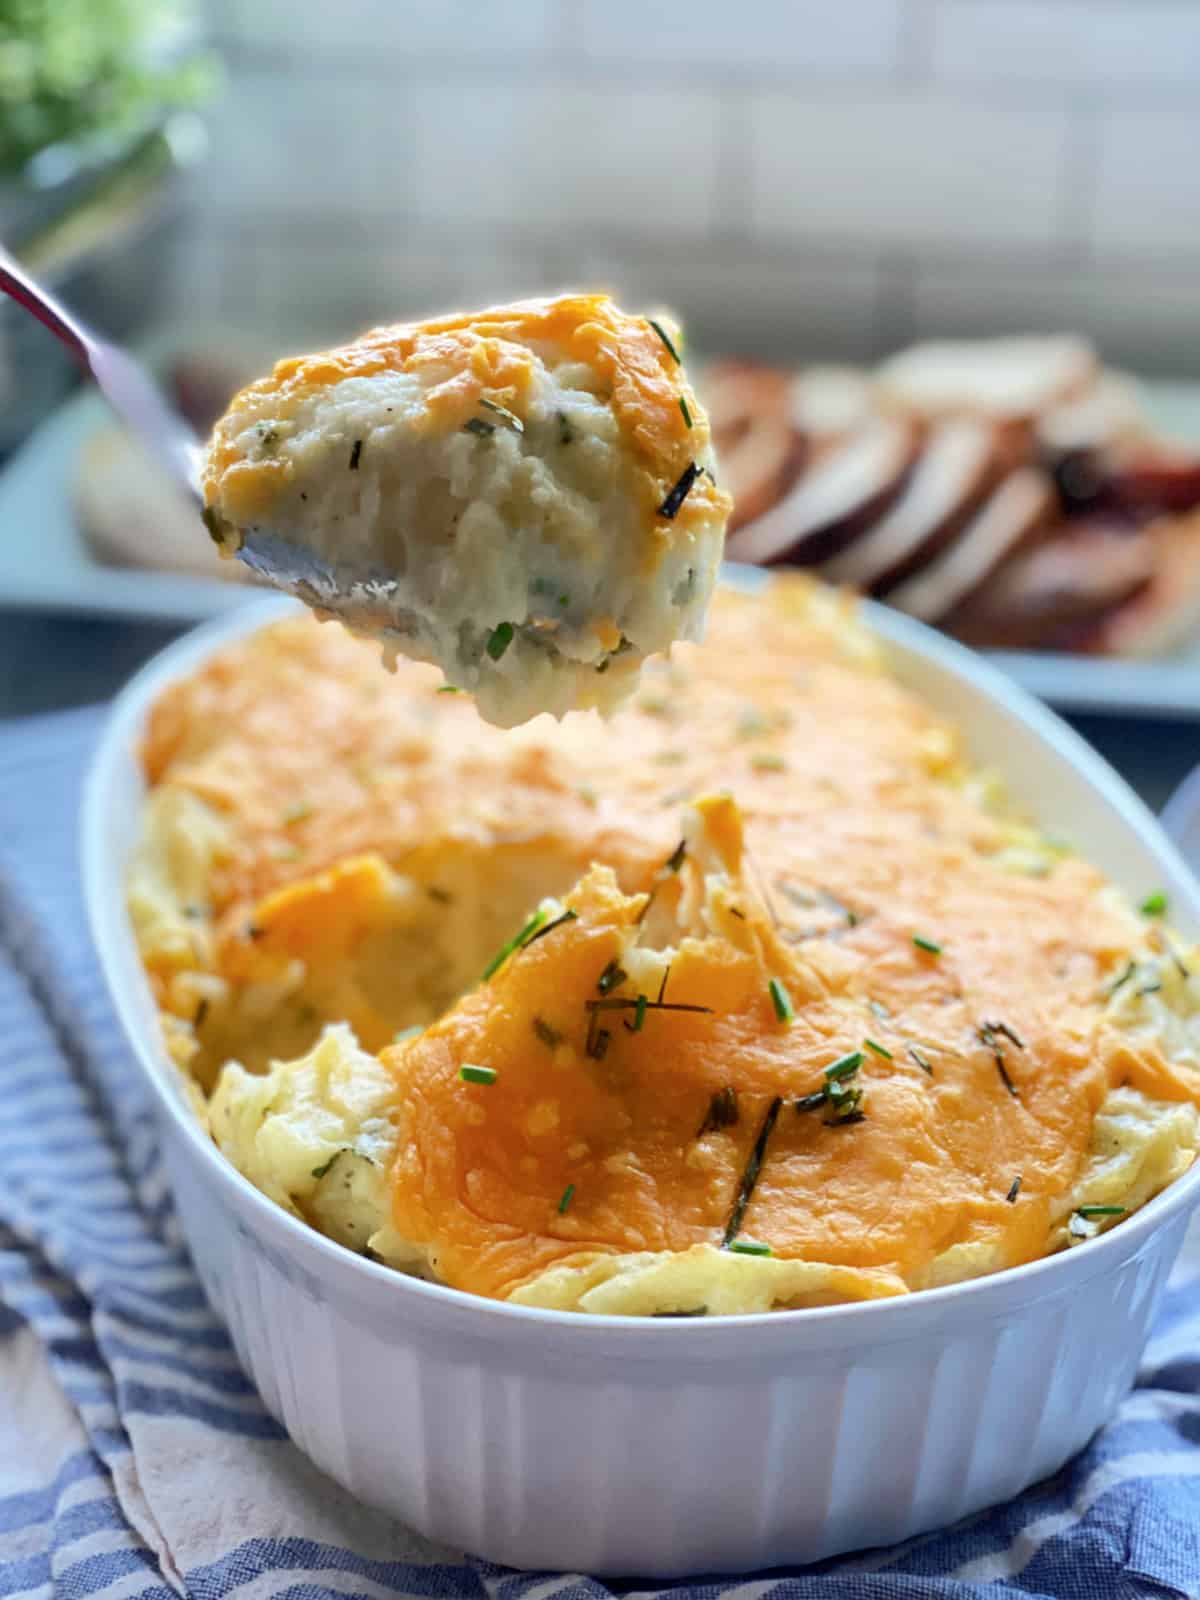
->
[201,294,732,727]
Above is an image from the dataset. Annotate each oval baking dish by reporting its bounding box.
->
[82,580,1200,1577]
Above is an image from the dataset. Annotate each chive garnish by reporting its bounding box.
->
[585,996,713,1018]
[1104,960,1136,997]
[1140,890,1168,917]
[464,416,494,436]
[768,977,794,1024]
[907,1044,934,1076]
[666,839,687,873]
[636,841,687,924]
[628,993,649,1032]
[481,906,549,980]
[348,439,362,470]
[1077,1204,1126,1218]
[525,908,578,946]
[437,684,462,694]
[795,1091,827,1115]
[587,1024,611,1061]
[1006,1175,1021,1203]
[864,1037,893,1060]
[978,1023,1021,1098]
[558,1183,575,1214]
[486,622,515,661]
[460,1064,497,1086]
[723,1096,782,1246]
[825,1051,864,1082]
[982,1019,1026,1051]
[727,1240,772,1257]
[479,396,524,432]
[658,461,700,520]
[194,998,209,1029]
[912,934,942,955]
[533,1016,563,1049]
[698,1086,739,1136]
[311,1152,341,1180]
[597,959,628,995]
[648,317,681,363]
[679,395,693,428]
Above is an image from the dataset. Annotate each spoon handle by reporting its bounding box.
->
[0,241,94,371]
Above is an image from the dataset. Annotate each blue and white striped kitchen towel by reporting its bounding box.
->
[4,703,1200,1600]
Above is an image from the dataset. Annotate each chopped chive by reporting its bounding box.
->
[656,964,672,1004]
[393,1024,423,1043]
[1140,890,1168,917]
[679,394,693,428]
[978,1022,1023,1098]
[658,461,700,520]
[559,593,569,607]
[486,621,515,661]
[464,416,495,436]
[533,1016,563,1049]
[827,1109,866,1127]
[587,1025,611,1061]
[479,396,524,432]
[558,1183,575,1215]
[194,998,209,1029]
[460,1064,498,1086]
[311,1152,341,1180]
[825,1050,863,1082]
[722,1096,782,1246]
[666,839,688,873]
[647,317,681,363]
[698,1086,739,1136]
[597,959,628,996]
[863,1037,893,1060]
[727,1239,772,1257]
[795,1090,827,1114]
[481,907,549,981]
[1077,1204,1126,1218]
[1104,959,1136,997]
[1006,1175,1022,1203]
[982,1019,1026,1051]
[525,908,578,946]
[768,977,794,1024]
[348,438,362,470]
[437,684,462,694]
[630,993,648,1032]
[282,800,312,825]
[913,934,942,955]
[907,1044,934,1076]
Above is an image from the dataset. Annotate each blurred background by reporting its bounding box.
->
[1,0,1198,803]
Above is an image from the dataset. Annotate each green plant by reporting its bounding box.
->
[0,0,215,179]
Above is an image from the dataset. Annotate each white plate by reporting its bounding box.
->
[7,377,1200,713]
[82,590,1200,1574]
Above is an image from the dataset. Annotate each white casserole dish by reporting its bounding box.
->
[82,584,1200,1578]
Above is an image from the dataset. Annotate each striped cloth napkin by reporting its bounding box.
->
[4,703,1200,1600]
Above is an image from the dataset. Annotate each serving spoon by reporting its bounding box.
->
[0,242,371,615]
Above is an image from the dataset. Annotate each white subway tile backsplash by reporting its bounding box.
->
[908,264,1200,375]
[933,1,1200,88]
[407,81,721,233]
[577,0,903,76]
[1092,111,1200,264]
[212,0,553,58]
[747,92,1070,252]
[199,72,414,220]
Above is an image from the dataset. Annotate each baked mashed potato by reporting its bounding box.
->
[200,294,731,727]
[130,576,1200,1315]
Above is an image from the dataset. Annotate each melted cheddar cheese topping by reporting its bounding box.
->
[133,576,1200,1313]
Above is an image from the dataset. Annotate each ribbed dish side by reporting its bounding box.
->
[164,1108,1190,1578]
